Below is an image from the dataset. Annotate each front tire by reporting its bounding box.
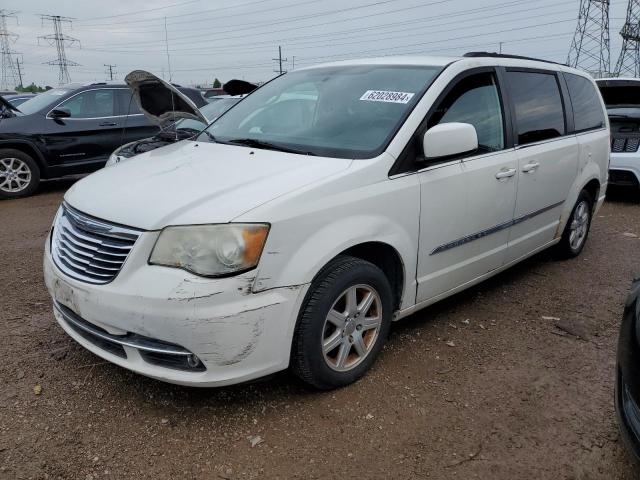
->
[556,189,593,258]
[0,149,40,199]
[291,255,393,390]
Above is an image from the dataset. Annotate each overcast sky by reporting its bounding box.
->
[0,0,631,88]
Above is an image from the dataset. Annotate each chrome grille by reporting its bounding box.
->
[51,204,141,284]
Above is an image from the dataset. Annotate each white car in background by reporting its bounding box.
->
[596,78,640,190]
[106,71,253,167]
[44,53,608,390]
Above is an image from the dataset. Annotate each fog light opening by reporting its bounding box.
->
[187,354,201,368]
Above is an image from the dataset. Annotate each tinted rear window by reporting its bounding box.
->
[506,71,565,145]
[565,74,605,132]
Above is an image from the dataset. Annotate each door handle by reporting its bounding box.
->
[522,161,540,173]
[495,168,517,180]
[98,121,117,127]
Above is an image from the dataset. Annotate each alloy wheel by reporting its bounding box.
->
[569,200,590,251]
[0,157,32,193]
[322,284,383,372]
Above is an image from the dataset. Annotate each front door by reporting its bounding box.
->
[43,88,124,173]
[503,70,579,261]
[416,70,518,303]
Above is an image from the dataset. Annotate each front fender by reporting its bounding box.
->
[246,166,421,311]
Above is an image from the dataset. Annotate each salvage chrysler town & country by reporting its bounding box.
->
[44,53,609,389]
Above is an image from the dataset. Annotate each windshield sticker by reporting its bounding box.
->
[360,90,415,104]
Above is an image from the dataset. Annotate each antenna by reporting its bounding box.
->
[38,15,80,85]
[0,9,20,91]
[567,0,611,78]
[614,0,640,77]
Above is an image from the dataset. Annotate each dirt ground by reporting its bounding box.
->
[1,181,640,480]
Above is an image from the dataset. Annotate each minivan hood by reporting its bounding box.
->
[65,141,352,230]
[125,70,207,126]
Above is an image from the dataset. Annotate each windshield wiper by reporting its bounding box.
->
[227,138,315,155]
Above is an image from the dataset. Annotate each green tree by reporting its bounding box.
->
[16,83,47,93]
[212,78,222,88]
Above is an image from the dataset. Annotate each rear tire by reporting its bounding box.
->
[0,149,40,199]
[291,255,393,390]
[556,189,593,258]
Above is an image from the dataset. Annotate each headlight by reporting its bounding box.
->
[149,224,270,277]
[105,151,121,168]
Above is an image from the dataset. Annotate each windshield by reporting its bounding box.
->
[17,89,71,115]
[197,65,442,158]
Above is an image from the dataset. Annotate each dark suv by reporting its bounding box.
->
[0,81,205,199]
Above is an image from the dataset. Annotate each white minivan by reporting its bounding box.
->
[44,53,609,389]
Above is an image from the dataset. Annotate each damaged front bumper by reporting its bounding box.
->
[43,232,309,387]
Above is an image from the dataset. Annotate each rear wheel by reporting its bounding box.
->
[0,149,40,199]
[291,255,393,389]
[556,189,593,258]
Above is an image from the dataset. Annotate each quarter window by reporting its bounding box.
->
[565,73,605,132]
[428,72,505,153]
[57,89,116,118]
[506,71,565,145]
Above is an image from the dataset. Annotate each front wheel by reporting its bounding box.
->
[0,149,40,199]
[291,255,393,390]
[556,189,593,258]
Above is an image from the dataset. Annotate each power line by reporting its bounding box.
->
[76,0,199,22]
[38,15,80,85]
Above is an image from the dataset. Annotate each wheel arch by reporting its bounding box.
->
[0,140,48,176]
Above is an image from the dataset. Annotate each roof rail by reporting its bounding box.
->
[463,52,566,66]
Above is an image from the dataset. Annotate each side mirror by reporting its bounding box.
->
[50,108,71,119]
[423,122,478,161]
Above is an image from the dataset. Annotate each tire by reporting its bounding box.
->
[0,149,40,199]
[556,189,593,258]
[291,255,393,390]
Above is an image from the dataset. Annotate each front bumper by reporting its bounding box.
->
[44,231,309,387]
[609,153,640,187]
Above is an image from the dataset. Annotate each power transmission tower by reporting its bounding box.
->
[104,64,116,81]
[614,0,640,77]
[0,9,20,91]
[273,46,288,75]
[38,15,80,85]
[567,0,610,78]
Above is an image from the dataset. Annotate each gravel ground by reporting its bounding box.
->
[1,181,640,479]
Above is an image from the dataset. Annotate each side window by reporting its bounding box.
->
[115,89,142,115]
[428,72,505,152]
[565,73,605,132]
[506,71,565,145]
[57,89,116,118]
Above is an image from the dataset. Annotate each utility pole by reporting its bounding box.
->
[567,0,610,78]
[292,55,296,70]
[104,63,116,81]
[164,17,172,82]
[38,15,80,85]
[499,42,503,54]
[0,9,20,91]
[273,45,288,75]
[15,56,23,87]
[614,0,640,77]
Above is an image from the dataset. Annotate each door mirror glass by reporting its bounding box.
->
[50,108,71,119]
[422,123,478,160]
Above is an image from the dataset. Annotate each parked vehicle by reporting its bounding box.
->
[616,277,640,461]
[596,78,640,190]
[44,53,609,389]
[106,72,252,166]
[0,81,205,199]
[2,93,37,107]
